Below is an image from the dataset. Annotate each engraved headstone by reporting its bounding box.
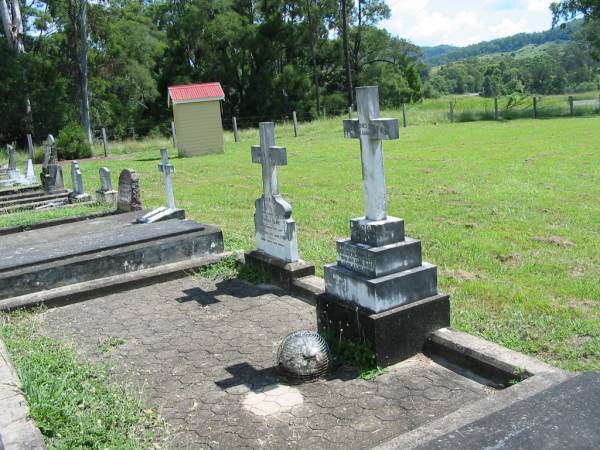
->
[96,167,117,204]
[324,86,441,313]
[40,134,65,193]
[117,169,142,212]
[68,161,91,202]
[318,86,449,367]
[251,122,299,262]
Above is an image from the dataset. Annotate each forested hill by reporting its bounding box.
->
[421,20,581,66]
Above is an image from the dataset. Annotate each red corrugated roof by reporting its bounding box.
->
[168,82,225,105]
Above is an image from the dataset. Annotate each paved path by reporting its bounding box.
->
[42,276,491,449]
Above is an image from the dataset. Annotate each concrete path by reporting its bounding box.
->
[42,276,491,449]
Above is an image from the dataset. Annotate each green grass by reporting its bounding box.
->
[0,309,163,449]
[0,203,113,229]
[2,113,599,373]
[192,254,271,284]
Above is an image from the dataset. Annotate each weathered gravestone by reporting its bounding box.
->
[317,86,449,367]
[117,169,143,212]
[7,145,20,180]
[68,161,91,202]
[40,135,66,194]
[244,122,314,287]
[137,149,185,223]
[96,167,117,203]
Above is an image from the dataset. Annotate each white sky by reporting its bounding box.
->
[381,0,556,47]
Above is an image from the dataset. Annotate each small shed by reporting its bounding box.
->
[168,82,225,157]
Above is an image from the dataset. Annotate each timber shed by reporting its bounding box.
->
[168,82,225,157]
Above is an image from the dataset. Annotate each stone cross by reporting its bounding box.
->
[99,167,112,192]
[343,86,399,221]
[158,148,176,209]
[70,161,84,195]
[251,122,299,262]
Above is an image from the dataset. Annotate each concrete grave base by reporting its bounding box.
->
[317,292,450,367]
[244,249,315,289]
[96,189,118,204]
[68,192,92,203]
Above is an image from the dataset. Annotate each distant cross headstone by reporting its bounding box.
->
[342,86,399,221]
[117,169,143,212]
[251,122,299,262]
[96,167,117,204]
[158,148,176,210]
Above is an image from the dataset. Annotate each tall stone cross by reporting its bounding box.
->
[158,148,176,209]
[343,86,399,221]
[251,122,298,262]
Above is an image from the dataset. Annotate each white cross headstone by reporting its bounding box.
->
[251,122,299,262]
[343,86,399,221]
[158,148,176,209]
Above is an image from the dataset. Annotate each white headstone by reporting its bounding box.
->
[343,86,399,221]
[158,148,176,209]
[99,167,112,192]
[70,161,84,195]
[251,122,299,262]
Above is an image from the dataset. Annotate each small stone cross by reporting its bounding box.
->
[158,148,176,209]
[343,86,399,221]
[251,122,288,199]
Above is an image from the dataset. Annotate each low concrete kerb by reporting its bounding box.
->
[0,338,46,449]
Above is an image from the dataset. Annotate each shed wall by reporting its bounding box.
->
[173,101,223,156]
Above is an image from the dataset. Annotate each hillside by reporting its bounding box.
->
[421,20,581,66]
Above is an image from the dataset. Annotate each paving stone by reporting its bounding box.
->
[41,276,491,449]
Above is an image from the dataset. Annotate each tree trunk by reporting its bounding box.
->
[306,0,321,113]
[79,0,92,144]
[340,0,353,108]
[1,0,34,134]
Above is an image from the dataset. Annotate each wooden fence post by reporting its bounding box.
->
[533,97,538,119]
[568,96,574,116]
[232,117,239,143]
[292,111,298,137]
[26,134,34,159]
[402,103,408,128]
[101,127,108,158]
[171,121,177,148]
[348,107,352,119]
[449,101,455,123]
[494,97,499,121]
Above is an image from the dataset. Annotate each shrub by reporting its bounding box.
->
[574,81,598,93]
[33,147,45,164]
[55,123,92,160]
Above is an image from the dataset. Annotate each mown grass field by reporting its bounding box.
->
[2,114,599,373]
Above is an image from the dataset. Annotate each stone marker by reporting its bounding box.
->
[40,135,65,194]
[244,122,315,287]
[17,159,37,186]
[117,169,143,212]
[317,86,449,368]
[68,161,91,202]
[96,167,117,203]
[137,148,185,223]
[7,145,21,182]
[27,133,34,159]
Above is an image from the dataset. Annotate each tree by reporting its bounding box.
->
[340,0,353,108]
[552,1,600,58]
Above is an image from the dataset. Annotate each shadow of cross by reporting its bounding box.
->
[215,362,279,392]
[343,86,400,221]
[175,287,221,306]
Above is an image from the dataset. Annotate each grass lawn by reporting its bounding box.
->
[2,114,599,374]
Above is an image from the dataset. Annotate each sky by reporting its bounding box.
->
[381,0,557,47]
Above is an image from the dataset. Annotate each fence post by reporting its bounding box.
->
[232,117,239,143]
[494,97,499,121]
[533,97,538,119]
[568,96,574,116]
[170,121,177,148]
[101,127,109,158]
[348,107,352,119]
[323,107,327,119]
[26,134,34,159]
[292,111,298,137]
[449,101,455,123]
[402,103,408,128]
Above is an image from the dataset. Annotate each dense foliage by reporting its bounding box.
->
[0,0,424,144]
